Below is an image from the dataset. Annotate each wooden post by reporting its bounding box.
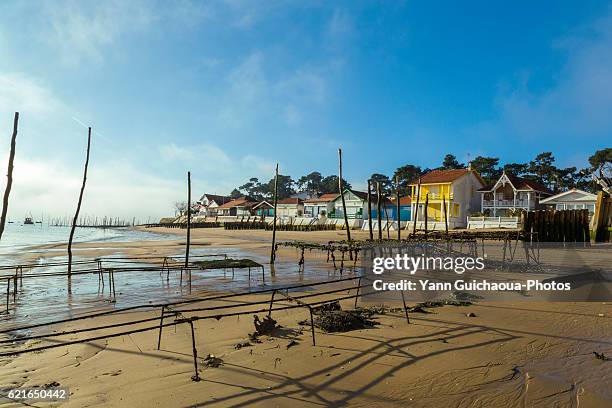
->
[367,180,373,240]
[157,305,165,350]
[270,163,279,264]
[338,148,351,242]
[593,192,604,242]
[188,319,201,382]
[377,182,383,240]
[396,176,401,240]
[383,189,391,239]
[185,171,191,268]
[400,290,410,324]
[68,127,91,278]
[0,113,18,242]
[412,178,421,235]
[424,193,429,235]
[443,195,448,235]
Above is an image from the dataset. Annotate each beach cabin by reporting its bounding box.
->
[362,196,412,232]
[252,201,274,217]
[409,168,484,229]
[216,196,257,216]
[388,196,412,221]
[539,189,597,216]
[275,198,304,218]
[303,193,337,217]
[329,189,368,220]
[478,172,553,216]
[196,193,232,216]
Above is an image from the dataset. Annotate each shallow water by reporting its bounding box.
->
[0,224,175,262]
[0,240,357,332]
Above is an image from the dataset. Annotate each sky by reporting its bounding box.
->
[0,0,611,220]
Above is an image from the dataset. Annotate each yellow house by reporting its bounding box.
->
[409,168,484,229]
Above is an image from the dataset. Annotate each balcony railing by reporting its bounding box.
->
[414,193,453,201]
[482,199,529,207]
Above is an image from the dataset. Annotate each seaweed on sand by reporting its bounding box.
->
[300,304,378,333]
[193,258,263,270]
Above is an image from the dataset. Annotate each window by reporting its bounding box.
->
[556,203,565,210]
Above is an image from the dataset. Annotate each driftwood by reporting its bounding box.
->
[68,127,91,277]
[0,112,18,242]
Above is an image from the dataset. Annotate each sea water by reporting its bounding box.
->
[0,224,347,330]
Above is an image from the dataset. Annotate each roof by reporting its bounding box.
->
[303,193,339,203]
[505,174,553,194]
[478,173,553,194]
[252,200,273,209]
[276,197,303,205]
[348,190,368,201]
[409,169,471,185]
[216,196,253,209]
[199,194,232,205]
[539,189,597,204]
[390,196,412,205]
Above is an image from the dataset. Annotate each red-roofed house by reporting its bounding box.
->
[478,171,553,216]
[216,196,258,216]
[409,168,484,228]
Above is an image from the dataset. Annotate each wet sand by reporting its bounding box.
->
[0,227,610,407]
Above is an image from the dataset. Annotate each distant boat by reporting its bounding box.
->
[24,214,34,225]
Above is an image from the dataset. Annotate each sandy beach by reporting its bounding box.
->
[0,227,610,407]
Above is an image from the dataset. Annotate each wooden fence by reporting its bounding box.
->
[522,209,590,242]
[593,192,612,242]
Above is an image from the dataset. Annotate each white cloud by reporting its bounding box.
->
[0,154,182,221]
[41,0,155,66]
[0,73,64,115]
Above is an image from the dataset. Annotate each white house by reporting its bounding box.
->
[539,189,597,215]
[196,194,232,216]
[329,189,368,220]
[478,172,553,216]
[275,198,304,218]
[303,193,337,217]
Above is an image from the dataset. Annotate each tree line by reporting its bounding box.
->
[229,148,610,200]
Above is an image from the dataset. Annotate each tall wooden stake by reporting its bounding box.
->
[270,163,279,264]
[396,176,401,240]
[338,148,351,243]
[412,178,421,235]
[68,127,91,278]
[377,182,383,240]
[0,113,18,242]
[443,195,448,235]
[424,193,429,235]
[185,171,191,268]
[367,179,373,240]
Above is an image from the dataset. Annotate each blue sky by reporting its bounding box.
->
[0,0,611,219]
